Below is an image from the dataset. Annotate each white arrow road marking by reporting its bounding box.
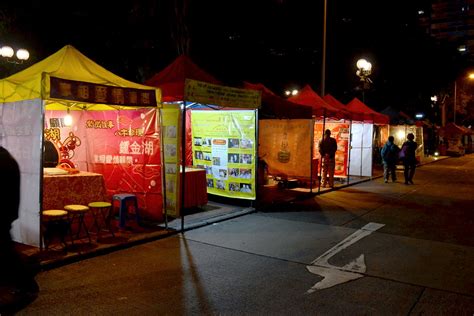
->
[306,222,384,293]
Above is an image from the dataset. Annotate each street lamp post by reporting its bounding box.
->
[356,58,372,103]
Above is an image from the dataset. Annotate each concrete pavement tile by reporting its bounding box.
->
[410,288,474,315]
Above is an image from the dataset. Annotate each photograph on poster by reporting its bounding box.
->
[166,199,176,209]
[194,137,202,146]
[229,168,240,177]
[166,126,177,138]
[240,183,252,193]
[166,179,175,193]
[207,179,214,188]
[219,169,227,178]
[228,153,240,163]
[229,182,240,192]
[195,151,204,160]
[202,138,212,146]
[240,139,253,149]
[165,163,176,174]
[204,152,212,161]
[229,138,240,148]
[216,180,225,190]
[213,157,221,166]
[165,144,177,157]
[240,154,252,164]
[240,168,252,179]
[205,166,212,175]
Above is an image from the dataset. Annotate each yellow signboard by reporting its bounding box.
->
[191,110,256,200]
[184,79,261,109]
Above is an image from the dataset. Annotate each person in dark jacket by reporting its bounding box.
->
[380,136,400,183]
[400,133,418,185]
[0,146,38,313]
[319,129,338,188]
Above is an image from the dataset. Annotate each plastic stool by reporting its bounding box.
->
[112,194,141,229]
[64,204,91,244]
[88,201,115,240]
[42,210,70,251]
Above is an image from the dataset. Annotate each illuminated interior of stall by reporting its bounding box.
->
[0,45,162,246]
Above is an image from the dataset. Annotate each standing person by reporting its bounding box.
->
[319,129,338,188]
[400,133,418,185]
[380,136,400,183]
[0,146,38,313]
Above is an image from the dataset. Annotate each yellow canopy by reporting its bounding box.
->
[0,45,161,110]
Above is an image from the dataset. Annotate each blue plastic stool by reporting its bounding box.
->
[112,194,141,229]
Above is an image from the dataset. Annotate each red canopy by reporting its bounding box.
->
[323,94,363,121]
[145,55,221,102]
[243,82,312,119]
[346,98,389,124]
[439,122,472,136]
[289,85,346,119]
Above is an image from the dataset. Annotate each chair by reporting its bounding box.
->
[87,201,115,241]
[112,194,141,229]
[64,204,91,244]
[42,210,70,251]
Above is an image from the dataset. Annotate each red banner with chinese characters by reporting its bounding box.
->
[44,109,163,221]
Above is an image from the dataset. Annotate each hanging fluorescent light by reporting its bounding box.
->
[64,107,73,126]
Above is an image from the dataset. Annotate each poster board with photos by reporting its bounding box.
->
[191,110,256,199]
[161,104,181,216]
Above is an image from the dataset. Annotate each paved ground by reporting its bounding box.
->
[9,154,474,314]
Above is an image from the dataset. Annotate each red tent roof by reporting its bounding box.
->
[145,55,221,102]
[244,82,312,119]
[289,85,346,119]
[323,94,363,121]
[346,98,389,124]
[439,122,472,135]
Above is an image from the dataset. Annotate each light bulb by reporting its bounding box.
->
[64,108,73,126]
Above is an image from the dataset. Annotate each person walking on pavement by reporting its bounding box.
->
[380,136,400,183]
[319,129,338,188]
[400,133,418,185]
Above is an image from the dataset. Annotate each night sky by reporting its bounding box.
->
[1,0,470,119]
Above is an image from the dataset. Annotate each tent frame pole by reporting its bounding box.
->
[347,119,353,184]
[318,111,327,193]
[180,102,187,232]
[310,118,314,193]
[158,107,168,230]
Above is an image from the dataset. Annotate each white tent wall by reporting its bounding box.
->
[349,123,373,177]
[0,99,43,246]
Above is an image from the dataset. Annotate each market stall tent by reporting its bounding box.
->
[146,55,261,223]
[0,45,161,246]
[438,122,471,156]
[288,86,354,184]
[345,98,389,177]
[243,82,313,182]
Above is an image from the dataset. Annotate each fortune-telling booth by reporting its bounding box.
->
[0,45,162,246]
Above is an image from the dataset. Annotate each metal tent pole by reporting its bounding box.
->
[180,102,187,232]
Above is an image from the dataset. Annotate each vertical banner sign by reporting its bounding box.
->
[191,110,256,200]
[161,104,181,216]
[314,121,350,176]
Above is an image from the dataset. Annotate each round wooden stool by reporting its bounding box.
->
[64,204,91,244]
[42,210,70,251]
[88,201,115,240]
